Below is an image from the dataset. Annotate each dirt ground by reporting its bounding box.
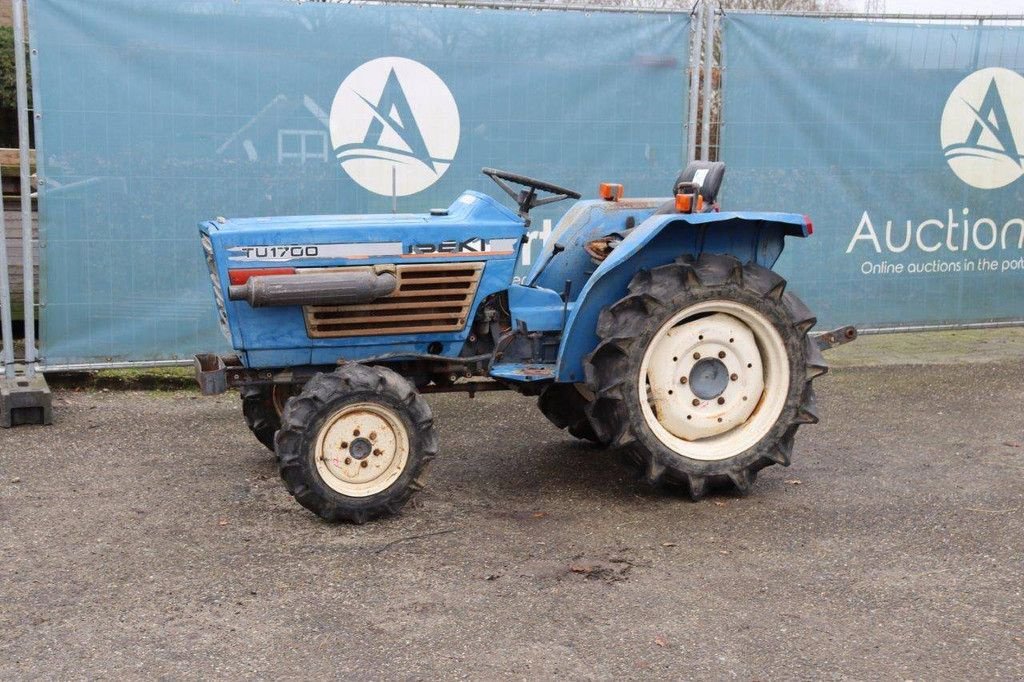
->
[2,330,1023,679]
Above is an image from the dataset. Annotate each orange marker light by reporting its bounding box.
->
[675,194,705,213]
[599,182,624,201]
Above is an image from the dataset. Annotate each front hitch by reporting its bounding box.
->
[194,353,231,395]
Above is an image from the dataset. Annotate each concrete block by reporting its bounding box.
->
[0,373,53,427]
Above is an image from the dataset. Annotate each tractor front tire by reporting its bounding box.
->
[585,253,826,499]
[537,383,608,446]
[274,364,437,523]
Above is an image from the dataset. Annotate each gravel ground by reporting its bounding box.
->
[2,335,1023,679]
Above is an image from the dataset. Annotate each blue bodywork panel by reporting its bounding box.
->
[508,284,570,332]
[201,186,810,384]
[200,191,525,368]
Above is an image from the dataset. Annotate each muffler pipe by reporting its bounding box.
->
[229,267,397,308]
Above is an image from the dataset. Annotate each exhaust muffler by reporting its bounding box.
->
[228,266,397,308]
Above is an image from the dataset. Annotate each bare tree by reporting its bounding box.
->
[721,0,840,11]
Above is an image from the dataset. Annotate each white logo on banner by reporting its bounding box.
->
[329,57,460,197]
[941,67,1024,190]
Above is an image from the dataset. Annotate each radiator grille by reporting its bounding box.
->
[303,262,484,338]
[200,233,231,341]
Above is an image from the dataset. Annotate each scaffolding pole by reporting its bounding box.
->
[699,0,715,161]
[1,0,51,427]
[686,1,704,163]
[0,168,13,379]
[12,0,35,377]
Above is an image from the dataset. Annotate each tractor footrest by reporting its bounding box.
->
[489,363,556,383]
[0,372,53,428]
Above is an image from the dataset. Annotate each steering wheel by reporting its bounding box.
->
[482,167,580,219]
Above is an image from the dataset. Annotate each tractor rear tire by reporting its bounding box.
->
[274,364,437,523]
[584,253,826,499]
[241,384,299,451]
[537,383,608,446]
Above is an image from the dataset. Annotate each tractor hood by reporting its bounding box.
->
[200,191,525,264]
[198,190,526,366]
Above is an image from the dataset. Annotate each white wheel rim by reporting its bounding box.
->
[638,301,790,461]
[314,403,410,498]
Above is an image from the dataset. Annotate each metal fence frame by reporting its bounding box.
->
[0,0,35,376]
[20,0,702,372]
[8,0,1024,372]
[715,5,1024,335]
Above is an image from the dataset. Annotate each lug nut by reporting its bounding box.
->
[718,351,726,359]
[344,457,352,465]
[360,461,368,468]
[373,448,382,456]
[693,352,701,360]
[369,432,377,441]
[692,398,700,407]
[730,373,738,381]
[341,441,349,449]
[717,397,725,405]
[353,429,360,436]
[680,376,688,384]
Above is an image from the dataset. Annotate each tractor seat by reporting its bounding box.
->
[654,160,726,215]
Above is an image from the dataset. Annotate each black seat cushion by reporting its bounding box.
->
[673,161,725,204]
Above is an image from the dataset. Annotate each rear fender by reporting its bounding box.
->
[554,211,811,382]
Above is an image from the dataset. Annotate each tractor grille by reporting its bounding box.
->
[303,262,484,338]
[200,232,231,341]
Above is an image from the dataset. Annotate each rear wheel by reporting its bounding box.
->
[274,364,437,523]
[584,254,826,499]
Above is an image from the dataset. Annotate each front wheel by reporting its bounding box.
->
[584,254,827,499]
[274,364,438,523]
[537,383,609,446]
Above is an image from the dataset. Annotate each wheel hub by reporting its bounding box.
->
[645,312,765,442]
[315,403,409,498]
[688,357,730,400]
[349,437,373,460]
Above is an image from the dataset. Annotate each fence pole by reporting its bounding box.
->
[12,0,35,377]
[686,1,704,163]
[699,0,716,161]
[0,168,13,379]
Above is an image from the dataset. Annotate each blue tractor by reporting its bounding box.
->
[195,163,855,523]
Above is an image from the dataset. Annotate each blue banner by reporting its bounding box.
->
[29,0,688,365]
[722,14,1024,330]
